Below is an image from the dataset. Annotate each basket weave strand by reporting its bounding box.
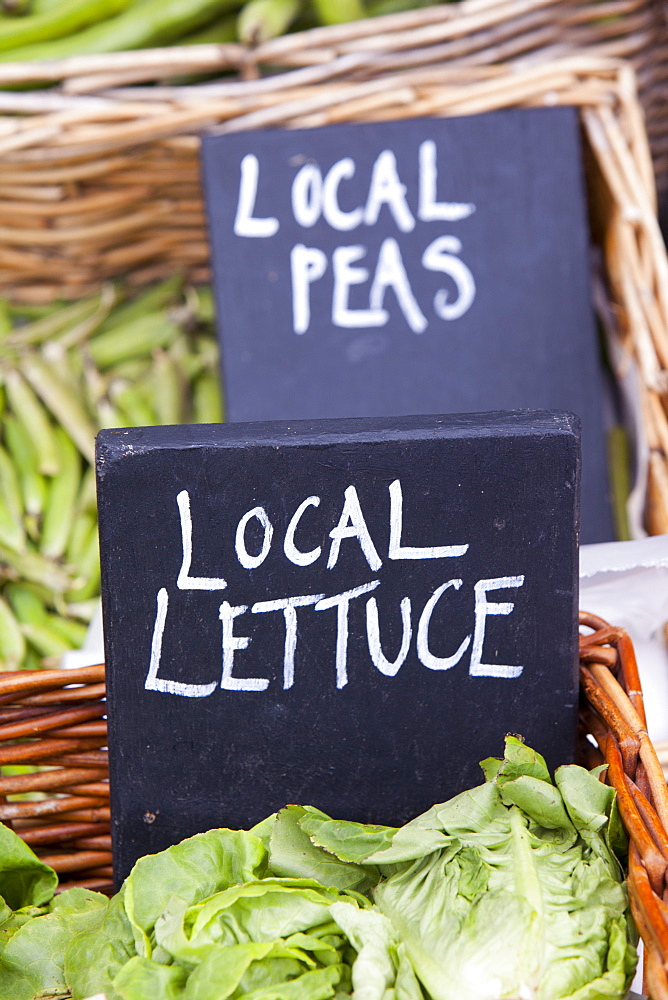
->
[0,663,111,892]
[579,611,668,1000]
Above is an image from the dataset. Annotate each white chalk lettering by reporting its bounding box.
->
[234,154,279,238]
[291,244,327,335]
[315,580,380,688]
[328,485,382,571]
[469,576,525,678]
[332,246,386,328]
[417,579,471,670]
[322,158,363,232]
[284,495,322,566]
[418,141,475,222]
[364,150,415,232]
[388,480,469,560]
[235,506,273,570]
[422,236,476,321]
[292,164,322,228]
[219,601,267,691]
[176,490,227,591]
[369,237,427,334]
[145,588,217,697]
[366,595,412,677]
[252,593,325,688]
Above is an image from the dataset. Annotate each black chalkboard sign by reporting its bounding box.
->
[97,410,580,883]
[201,107,611,543]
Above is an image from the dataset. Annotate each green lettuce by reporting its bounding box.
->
[291,737,638,1000]
[65,827,417,1000]
[0,736,638,1000]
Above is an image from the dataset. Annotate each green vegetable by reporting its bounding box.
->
[0,737,637,1000]
[296,737,639,1000]
[237,0,302,44]
[311,0,366,24]
[1,279,223,671]
[0,0,133,52]
[0,0,241,60]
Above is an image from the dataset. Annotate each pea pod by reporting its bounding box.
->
[0,0,240,60]
[0,543,72,593]
[21,619,72,659]
[193,369,224,423]
[5,581,49,624]
[0,594,26,670]
[3,369,59,476]
[40,427,82,561]
[0,443,25,553]
[21,353,98,464]
[6,295,100,348]
[97,274,182,335]
[0,0,134,52]
[311,0,365,24]
[88,312,180,370]
[3,413,46,519]
[238,0,302,44]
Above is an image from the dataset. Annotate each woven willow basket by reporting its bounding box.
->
[0,2,667,533]
[0,615,665,995]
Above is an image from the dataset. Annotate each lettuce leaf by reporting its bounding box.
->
[364,737,637,1000]
[0,820,58,911]
[0,735,637,1000]
[0,887,107,1000]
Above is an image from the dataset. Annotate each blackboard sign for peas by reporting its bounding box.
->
[202,108,611,543]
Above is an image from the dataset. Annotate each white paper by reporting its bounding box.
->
[580,534,668,743]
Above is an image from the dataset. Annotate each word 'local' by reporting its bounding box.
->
[146,480,526,698]
[233,141,478,334]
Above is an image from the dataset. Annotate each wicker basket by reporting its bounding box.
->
[0,4,667,534]
[0,614,665,995]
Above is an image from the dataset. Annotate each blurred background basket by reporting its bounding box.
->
[1,614,667,995]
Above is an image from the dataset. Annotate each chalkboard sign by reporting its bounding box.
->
[201,107,611,544]
[97,410,580,883]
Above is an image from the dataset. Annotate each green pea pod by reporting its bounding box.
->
[192,369,224,423]
[65,508,97,567]
[88,312,180,370]
[3,413,46,519]
[152,349,185,425]
[5,581,49,625]
[0,0,240,60]
[75,464,98,517]
[0,298,11,338]
[238,0,302,44]
[3,369,60,476]
[181,12,236,44]
[7,292,105,349]
[21,619,72,658]
[56,282,118,350]
[311,0,365,24]
[65,524,100,603]
[41,427,82,561]
[109,380,158,427]
[0,594,26,670]
[0,0,134,52]
[97,274,181,335]
[0,543,72,593]
[21,353,98,464]
[45,611,88,649]
[0,443,26,553]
